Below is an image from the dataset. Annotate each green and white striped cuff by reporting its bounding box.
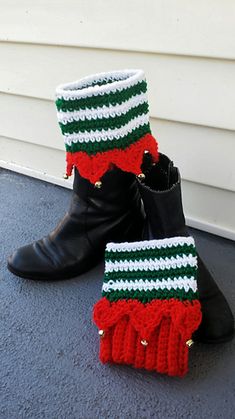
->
[102,236,198,303]
[55,69,150,153]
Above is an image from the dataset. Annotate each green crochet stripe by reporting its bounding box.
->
[56,80,147,112]
[65,123,151,155]
[105,244,196,262]
[103,266,197,282]
[59,102,149,135]
[102,288,198,303]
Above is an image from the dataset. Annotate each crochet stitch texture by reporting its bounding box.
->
[55,70,158,183]
[93,236,202,377]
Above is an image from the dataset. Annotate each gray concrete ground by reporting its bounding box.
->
[0,168,235,419]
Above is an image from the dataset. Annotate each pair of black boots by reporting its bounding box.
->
[8,153,234,344]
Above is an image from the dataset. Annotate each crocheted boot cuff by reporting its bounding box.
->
[93,236,202,377]
[55,69,158,184]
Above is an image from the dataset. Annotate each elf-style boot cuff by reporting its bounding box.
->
[93,236,202,377]
[56,69,158,184]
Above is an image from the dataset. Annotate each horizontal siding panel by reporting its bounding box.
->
[1,93,235,192]
[1,137,234,239]
[0,136,66,179]
[1,43,235,131]
[156,119,235,193]
[183,180,235,240]
[0,93,63,151]
[0,1,235,59]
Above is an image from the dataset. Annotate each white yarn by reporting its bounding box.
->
[57,92,148,124]
[105,255,197,273]
[56,69,145,100]
[64,113,149,145]
[102,276,197,293]
[106,236,195,253]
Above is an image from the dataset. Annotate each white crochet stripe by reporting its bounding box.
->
[105,255,197,273]
[56,69,145,100]
[106,236,195,253]
[102,277,197,294]
[63,113,149,145]
[57,92,148,124]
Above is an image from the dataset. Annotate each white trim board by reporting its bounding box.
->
[186,217,235,242]
[0,160,73,189]
[0,1,235,59]
[1,45,235,131]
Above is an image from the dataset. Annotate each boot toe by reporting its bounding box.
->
[7,243,53,280]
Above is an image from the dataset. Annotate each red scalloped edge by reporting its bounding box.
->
[93,298,202,340]
[93,298,202,377]
[65,133,158,184]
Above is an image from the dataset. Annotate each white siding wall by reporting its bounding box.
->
[0,1,235,239]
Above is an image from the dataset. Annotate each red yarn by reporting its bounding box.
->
[93,298,202,377]
[66,134,158,183]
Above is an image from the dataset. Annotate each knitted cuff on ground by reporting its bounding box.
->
[93,236,202,377]
[55,69,158,184]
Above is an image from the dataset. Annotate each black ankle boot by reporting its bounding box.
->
[8,168,144,281]
[8,69,160,281]
[138,153,234,344]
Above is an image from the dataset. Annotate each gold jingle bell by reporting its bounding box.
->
[137,173,146,181]
[98,329,105,338]
[186,339,194,348]
[95,181,102,189]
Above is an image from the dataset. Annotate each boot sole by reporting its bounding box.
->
[7,261,100,282]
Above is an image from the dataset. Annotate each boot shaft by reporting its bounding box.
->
[72,167,144,216]
[139,153,186,239]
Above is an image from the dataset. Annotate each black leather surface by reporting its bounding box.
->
[138,153,234,343]
[8,168,145,280]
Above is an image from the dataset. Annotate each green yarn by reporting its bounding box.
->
[102,237,198,305]
[102,288,198,303]
[59,102,149,135]
[103,266,197,282]
[65,123,151,155]
[56,80,147,112]
[105,244,197,262]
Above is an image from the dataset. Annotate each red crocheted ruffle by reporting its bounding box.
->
[66,134,158,184]
[93,298,202,377]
